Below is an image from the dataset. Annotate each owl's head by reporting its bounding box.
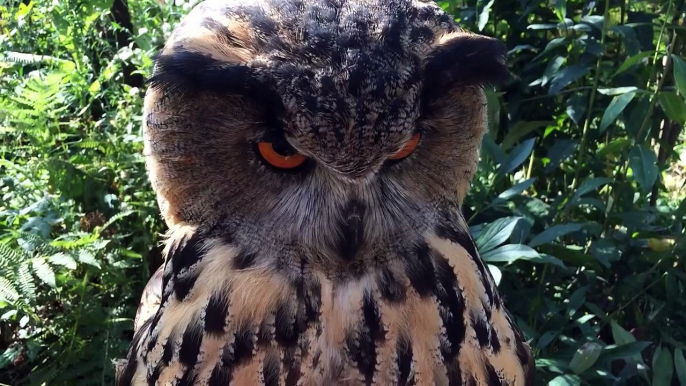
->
[144,0,508,270]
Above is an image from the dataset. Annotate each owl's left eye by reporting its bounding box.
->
[257,139,308,169]
[388,133,421,160]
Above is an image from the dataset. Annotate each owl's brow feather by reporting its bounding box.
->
[147,50,285,115]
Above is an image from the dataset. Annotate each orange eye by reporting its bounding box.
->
[257,141,307,169]
[389,133,421,160]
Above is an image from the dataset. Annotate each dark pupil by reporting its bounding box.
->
[272,138,297,156]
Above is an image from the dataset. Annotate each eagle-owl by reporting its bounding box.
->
[115,0,535,384]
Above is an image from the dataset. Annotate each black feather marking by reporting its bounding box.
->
[232,251,258,270]
[177,366,199,386]
[208,360,232,385]
[396,335,413,386]
[346,290,385,385]
[435,215,497,308]
[485,362,504,386]
[471,312,490,349]
[174,271,199,301]
[263,351,281,386]
[179,322,203,365]
[338,199,366,261]
[232,326,256,366]
[204,292,230,336]
[432,252,466,362]
[274,301,298,347]
[170,233,204,276]
[445,362,462,386]
[377,267,406,303]
[404,242,436,297]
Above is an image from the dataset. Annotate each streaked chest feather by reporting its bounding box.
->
[116,227,534,386]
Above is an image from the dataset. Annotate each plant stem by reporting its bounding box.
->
[569,0,612,194]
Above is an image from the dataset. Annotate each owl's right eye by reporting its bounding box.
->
[257,139,308,169]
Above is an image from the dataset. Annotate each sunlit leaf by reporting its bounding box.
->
[658,92,686,124]
[671,54,686,101]
[600,92,636,132]
[652,345,673,386]
[481,244,540,264]
[529,223,584,247]
[548,374,582,386]
[487,264,501,286]
[498,138,535,176]
[628,144,658,193]
[674,348,686,385]
[549,65,589,95]
[570,342,603,374]
[476,217,523,253]
[497,178,536,200]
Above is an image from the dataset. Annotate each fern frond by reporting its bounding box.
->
[16,261,36,299]
[77,250,101,268]
[100,210,136,232]
[32,258,56,288]
[0,277,20,303]
[1,51,76,71]
[47,253,77,270]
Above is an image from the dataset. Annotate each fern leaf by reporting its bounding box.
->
[77,250,101,268]
[0,277,20,303]
[32,258,56,288]
[100,210,136,232]
[0,244,23,269]
[16,262,36,299]
[47,253,77,270]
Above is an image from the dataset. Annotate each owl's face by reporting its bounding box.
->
[144,0,508,274]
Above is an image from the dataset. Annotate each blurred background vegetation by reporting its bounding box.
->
[0,0,684,384]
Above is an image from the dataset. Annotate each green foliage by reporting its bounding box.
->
[0,0,684,384]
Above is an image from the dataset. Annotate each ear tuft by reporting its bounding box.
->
[422,31,509,100]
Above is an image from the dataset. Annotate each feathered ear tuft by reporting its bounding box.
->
[421,31,509,101]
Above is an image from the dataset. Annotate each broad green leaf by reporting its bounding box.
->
[600,341,651,362]
[553,0,566,20]
[476,217,522,253]
[548,374,582,386]
[481,244,540,264]
[600,92,636,132]
[544,139,578,173]
[497,178,536,200]
[611,320,636,345]
[674,348,686,385]
[597,86,640,95]
[529,223,584,247]
[652,346,673,386]
[571,177,611,203]
[498,138,535,176]
[537,330,558,349]
[501,121,552,150]
[569,342,603,374]
[614,51,653,76]
[549,66,589,95]
[671,54,686,101]
[597,138,632,159]
[566,93,587,125]
[487,264,502,286]
[658,92,686,124]
[628,144,658,193]
[528,254,568,268]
